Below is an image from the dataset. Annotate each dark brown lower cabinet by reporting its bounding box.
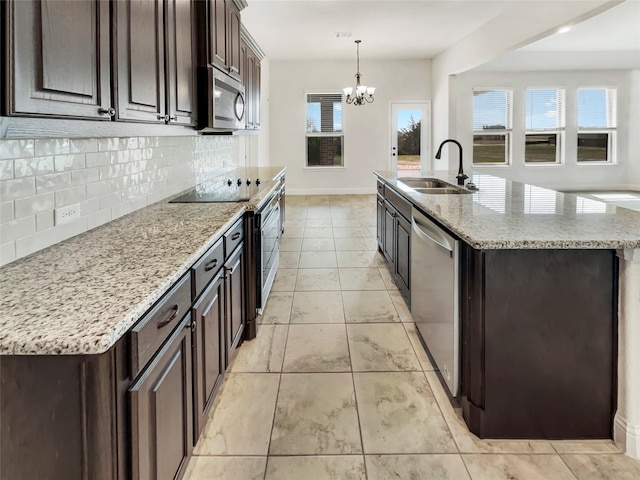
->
[380,193,411,306]
[460,245,617,439]
[129,313,193,480]
[192,269,224,440]
[394,212,411,294]
[0,348,125,480]
[225,243,245,365]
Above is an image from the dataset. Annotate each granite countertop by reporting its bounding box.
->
[0,167,285,356]
[374,170,640,250]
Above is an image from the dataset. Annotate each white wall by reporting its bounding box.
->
[628,70,640,190]
[455,69,637,190]
[269,59,431,195]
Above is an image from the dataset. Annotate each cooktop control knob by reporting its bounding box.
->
[256,178,261,186]
[246,178,251,186]
[227,179,232,187]
[237,178,242,186]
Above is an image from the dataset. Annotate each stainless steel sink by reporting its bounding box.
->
[398,177,473,194]
[399,178,452,189]
[413,187,469,195]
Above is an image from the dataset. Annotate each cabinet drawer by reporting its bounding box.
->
[130,273,192,377]
[224,219,244,257]
[192,237,224,300]
[385,186,412,221]
[376,179,385,197]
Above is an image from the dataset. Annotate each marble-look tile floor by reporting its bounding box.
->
[185,194,640,480]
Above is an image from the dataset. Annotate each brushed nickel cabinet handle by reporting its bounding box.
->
[98,107,116,117]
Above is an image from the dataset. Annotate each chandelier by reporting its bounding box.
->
[343,40,375,106]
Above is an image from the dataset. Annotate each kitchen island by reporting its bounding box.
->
[374,170,640,458]
[0,166,285,480]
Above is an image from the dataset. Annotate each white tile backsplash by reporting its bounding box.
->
[0,202,14,223]
[14,156,55,178]
[0,135,242,266]
[55,186,86,208]
[0,160,14,180]
[0,216,36,243]
[14,193,55,218]
[36,172,71,194]
[0,177,36,201]
[36,211,54,231]
[54,154,86,172]
[0,242,16,264]
[0,139,35,160]
[35,138,69,157]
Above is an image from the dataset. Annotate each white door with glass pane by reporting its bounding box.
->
[390,103,430,177]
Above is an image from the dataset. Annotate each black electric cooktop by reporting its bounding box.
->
[170,178,265,203]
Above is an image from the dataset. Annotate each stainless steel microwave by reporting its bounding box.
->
[197,67,245,132]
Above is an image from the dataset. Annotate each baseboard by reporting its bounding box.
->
[286,187,376,195]
[614,413,640,459]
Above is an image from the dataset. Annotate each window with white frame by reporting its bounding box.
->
[577,88,616,163]
[306,93,344,167]
[472,89,512,165]
[524,88,565,164]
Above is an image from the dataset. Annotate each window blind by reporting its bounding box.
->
[525,89,565,129]
[472,90,512,131]
[306,93,343,133]
[577,88,616,129]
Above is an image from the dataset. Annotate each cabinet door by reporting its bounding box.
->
[166,0,195,125]
[239,38,247,87]
[8,0,112,119]
[224,243,245,367]
[376,196,384,251]
[245,48,255,128]
[395,213,411,297]
[129,313,193,480]
[227,1,241,79]
[115,0,166,122]
[209,0,227,71]
[253,56,261,128]
[192,271,224,440]
[383,202,395,265]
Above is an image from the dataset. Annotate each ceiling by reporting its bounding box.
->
[476,0,640,71]
[242,0,640,70]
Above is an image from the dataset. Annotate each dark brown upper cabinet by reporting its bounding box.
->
[207,0,241,81]
[241,30,262,130]
[227,1,242,80]
[6,0,113,120]
[166,0,196,126]
[115,0,166,123]
[115,0,195,125]
[209,0,227,71]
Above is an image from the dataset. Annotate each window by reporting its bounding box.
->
[525,88,565,164]
[306,93,343,167]
[472,89,512,165]
[577,88,616,163]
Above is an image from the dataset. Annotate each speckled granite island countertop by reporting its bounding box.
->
[374,170,640,250]
[0,167,286,355]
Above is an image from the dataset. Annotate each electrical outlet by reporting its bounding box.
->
[54,203,81,225]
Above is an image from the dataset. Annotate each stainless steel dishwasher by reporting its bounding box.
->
[410,208,460,396]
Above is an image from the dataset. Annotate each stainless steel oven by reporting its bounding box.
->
[256,191,281,314]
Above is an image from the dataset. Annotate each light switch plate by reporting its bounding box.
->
[54,203,81,225]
